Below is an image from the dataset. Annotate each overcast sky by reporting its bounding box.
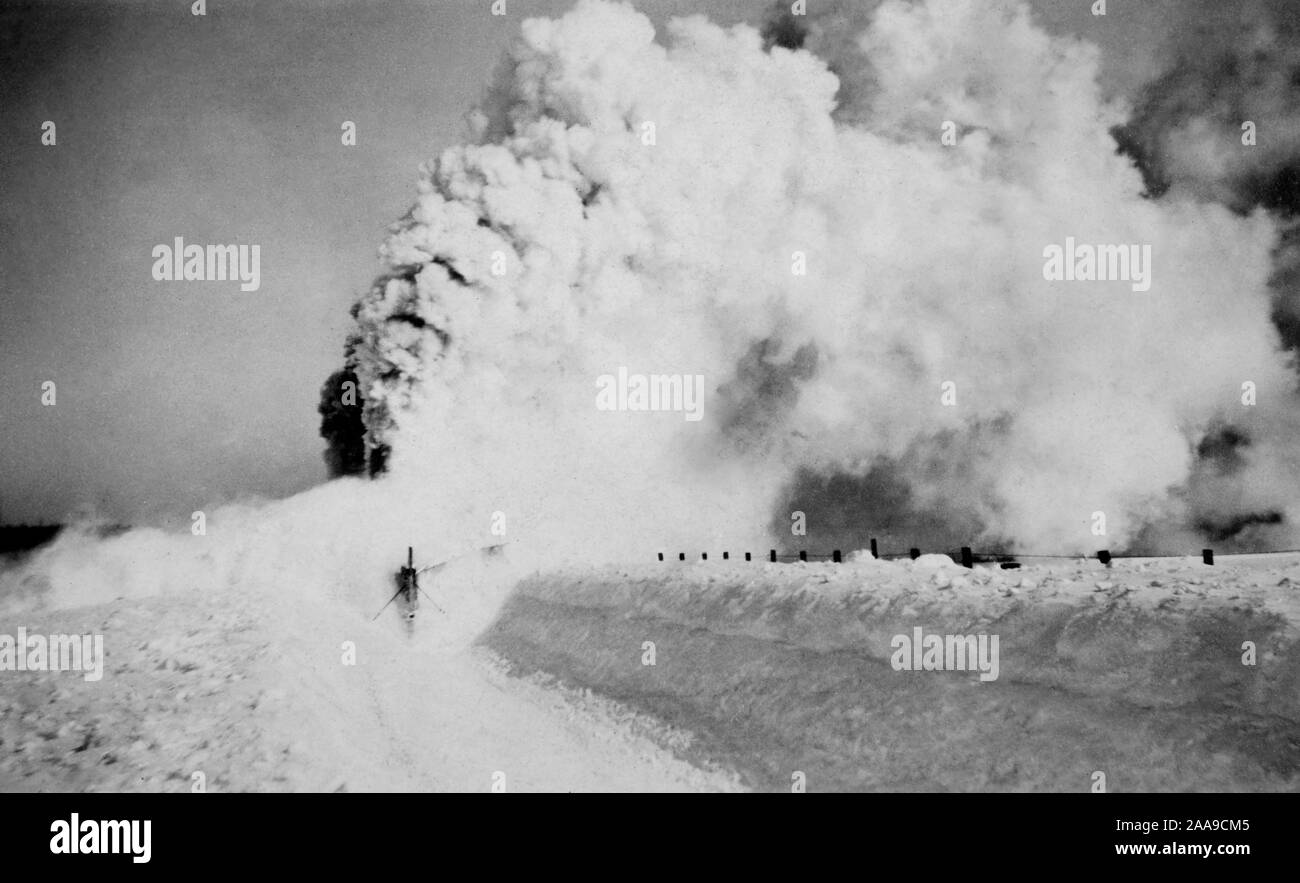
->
[0,0,1171,527]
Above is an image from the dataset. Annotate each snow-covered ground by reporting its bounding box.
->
[484,552,1300,792]
[0,550,740,793]
[4,547,1298,792]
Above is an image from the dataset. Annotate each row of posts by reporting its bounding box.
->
[656,550,845,563]
[658,545,1218,567]
[655,541,958,566]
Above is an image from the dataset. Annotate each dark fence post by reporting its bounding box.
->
[1202,548,1214,566]
[1097,550,1111,567]
[909,548,920,560]
[770,549,777,563]
[657,553,663,562]
[960,546,973,568]
[833,549,842,563]
[870,538,878,559]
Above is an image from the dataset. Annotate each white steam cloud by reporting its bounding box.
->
[349,0,1298,555]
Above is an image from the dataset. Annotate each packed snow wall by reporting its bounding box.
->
[481,556,1300,791]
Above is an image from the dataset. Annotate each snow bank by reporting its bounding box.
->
[481,556,1300,791]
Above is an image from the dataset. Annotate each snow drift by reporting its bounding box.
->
[482,555,1300,791]
[0,481,528,657]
